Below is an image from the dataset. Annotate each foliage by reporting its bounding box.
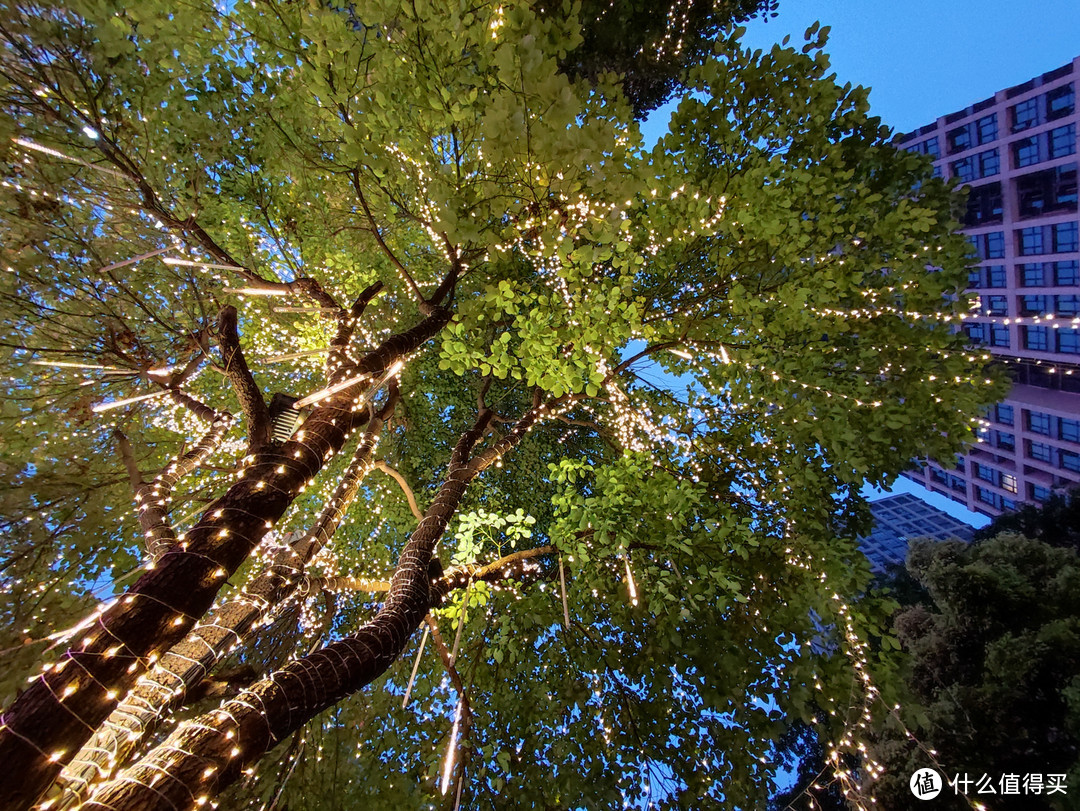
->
[0,0,999,808]
[768,721,849,811]
[553,0,779,114]
[869,534,1080,810]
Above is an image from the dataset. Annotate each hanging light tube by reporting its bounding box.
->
[91,390,171,413]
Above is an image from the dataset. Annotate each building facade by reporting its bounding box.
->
[859,493,974,573]
[899,57,1080,517]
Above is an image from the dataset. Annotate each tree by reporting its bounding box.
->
[868,534,1080,810]
[0,1,997,809]
[553,0,779,114]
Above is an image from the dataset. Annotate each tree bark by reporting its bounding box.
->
[84,404,543,810]
[54,397,394,806]
[127,391,233,561]
[0,308,449,811]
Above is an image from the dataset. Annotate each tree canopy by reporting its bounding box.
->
[0,1,997,809]
[869,532,1080,810]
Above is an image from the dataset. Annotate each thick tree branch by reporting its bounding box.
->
[84,396,538,810]
[217,306,270,451]
[57,395,395,804]
[327,281,384,375]
[0,308,449,809]
[114,390,233,561]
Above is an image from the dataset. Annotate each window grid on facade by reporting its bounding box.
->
[1027,411,1052,434]
[1061,418,1080,444]
[1021,263,1046,287]
[1020,294,1047,315]
[1059,328,1080,355]
[1051,124,1077,158]
[1028,440,1053,462]
[1062,449,1080,472]
[1048,83,1075,121]
[1023,325,1050,350]
[1055,261,1079,286]
[902,62,1080,517]
[1012,97,1039,132]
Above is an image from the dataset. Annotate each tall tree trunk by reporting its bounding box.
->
[54,400,393,806]
[85,405,541,810]
[0,308,449,811]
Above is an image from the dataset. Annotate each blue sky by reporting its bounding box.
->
[740,0,1080,136]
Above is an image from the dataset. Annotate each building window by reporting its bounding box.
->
[1014,135,1042,168]
[1019,227,1045,255]
[1021,264,1046,287]
[1047,83,1075,121]
[976,486,998,507]
[1027,411,1052,435]
[1028,440,1053,462]
[980,149,1001,177]
[1056,295,1080,316]
[1030,483,1052,502]
[953,156,975,183]
[990,324,1010,347]
[1062,449,1080,473]
[996,404,1014,425]
[965,182,1003,225]
[1002,498,1018,512]
[1017,165,1079,217]
[1058,328,1080,355]
[977,114,998,144]
[1051,124,1077,159]
[985,295,1008,315]
[997,431,1016,451]
[1023,325,1049,350]
[1020,295,1047,315]
[1055,261,1079,286]
[970,232,1005,259]
[965,323,987,344]
[1012,97,1040,132]
[1060,418,1080,444]
[948,123,973,153]
[930,467,948,485]
[908,136,941,158]
[974,463,996,483]
[1001,473,1018,493]
[972,265,1008,288]
[1054,222,1079,253]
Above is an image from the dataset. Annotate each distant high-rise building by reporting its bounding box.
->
[899,57,1080,517]
[859,494,974,573]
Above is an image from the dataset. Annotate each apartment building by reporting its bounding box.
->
[898,57,1080,517]
[859,494,974,573]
